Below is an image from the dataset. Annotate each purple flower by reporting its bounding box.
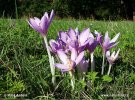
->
[94,30,103,44]
[55,48,84,72]
[87,32,98,53]
[58,28,90,52]
[106,49,120,65]
[78,58,89,72]
[49,39,62,54]
[101,32,120,53]
[28,10,54,37]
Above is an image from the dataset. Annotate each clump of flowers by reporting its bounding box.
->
[28,10,120,90]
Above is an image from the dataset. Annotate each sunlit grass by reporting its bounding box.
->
[0,18,135,99]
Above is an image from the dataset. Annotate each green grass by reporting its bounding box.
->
[0,18,135,99]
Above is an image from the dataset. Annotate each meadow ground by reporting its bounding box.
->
[0,18,135,99]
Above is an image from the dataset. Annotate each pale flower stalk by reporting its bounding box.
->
[44,37,55,85]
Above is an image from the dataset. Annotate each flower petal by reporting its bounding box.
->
[34,17,41,25]
[57,50,68,64]
[58,31,69,43]
[49,9,54,24]
[75,51,84,65]
[28,18,43,34]
[55,63,69,70]
[110,33,120,43]
[95,30,103,44]
[49,39,58,53]
[106,51,110,57]
[87,40,98,53]
[114,48,120,60]
[78,59,89,72]
[79,28,90,45]
[108,42,119,49]
[71,48,77,61]
[68,28,77,40]
[41,14,48,33]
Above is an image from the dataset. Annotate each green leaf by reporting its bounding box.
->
[102,75,112,82]
[86,72,99,82]
[129,73,135,82]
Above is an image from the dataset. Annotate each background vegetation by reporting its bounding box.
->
[0,18,135,99]
[0,0,134,20]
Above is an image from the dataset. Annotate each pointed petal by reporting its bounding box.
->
[108,42,119,49]
[104,31,110,41]
[34,17,41,25]
[106,51,110,57]
[75,27,79,34]
[111,51,116,58]
[95,30,103,44]
[103,32,110,51]
[49,39,58,52]
[114,49,120,59]
[55,64,68,70]
[41,15,48,33]
[28,18,43,34]
[68,28,77,40]
[58,31,69,43]
[44,12,49,19]
[110,33,120,43]
[75,51,84,65]
[79,28,90,45]
[49,9,54,23]
[87,40,98,53]
[57,50,68,64]
[71,48,77,61]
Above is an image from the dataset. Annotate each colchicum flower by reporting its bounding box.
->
[28,10,55,85]
[55,48,84,72]
[101,32,120,53]
[106,49,120,75]
[101,32,120,75]
[87,32,98,53]
[106,49,120,65]
[58,28,90,53]
[49,39,62,54]
[55,48,84,90]
[78,58,89,73]
[28,9,54,37]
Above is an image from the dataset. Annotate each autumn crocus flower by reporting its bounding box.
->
[78,58,89,73]
[106,49,120,75]
[55,48,84,90]
[102,32,120,53]
[28,9,54,37]
[101,32,120,75]
[58,28,90,53]
[49,39,62,54]
[106,49,120,65]
[28,10,55,85]
[55,49,84,72]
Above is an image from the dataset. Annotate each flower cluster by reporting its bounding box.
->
[28,10,120,89]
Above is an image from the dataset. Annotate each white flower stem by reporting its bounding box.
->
[101,53,105,75]
[91,52,95,71]
[107,64,112,75]
[43,36,55,85]
[69,71,75,90]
